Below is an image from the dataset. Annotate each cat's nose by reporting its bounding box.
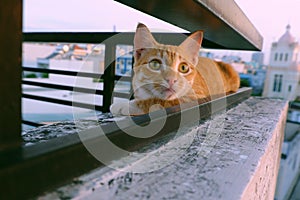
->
[166,78,177,87]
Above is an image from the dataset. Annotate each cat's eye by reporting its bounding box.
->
[149,59,161,70]
[178,63,190,74]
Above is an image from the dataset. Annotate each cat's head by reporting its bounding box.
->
[132,23,203,101]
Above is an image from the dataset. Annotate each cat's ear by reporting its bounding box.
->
[134,23,157,61]
[179,31,203,65]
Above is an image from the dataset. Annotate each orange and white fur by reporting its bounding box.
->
[110,23,240,115]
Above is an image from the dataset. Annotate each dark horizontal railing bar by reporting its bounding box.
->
[23,66,132,82]
[289,102,300,110]
[113,91,131,99]
[22,80,104,95]
[23,32,130,44]
[0,88,251,199]
[114,75,131,82]
[22,93,103,111]
[23,66,103,79]
[23,32,186,46]
[22,120,44,127]
[22,91,131,128]
[287,119,300,125]
[23,32,230,49]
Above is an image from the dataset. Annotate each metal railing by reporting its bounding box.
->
[22,67,131,111]
[22,32,133,127]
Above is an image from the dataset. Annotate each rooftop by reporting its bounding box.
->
[278,24,296,45]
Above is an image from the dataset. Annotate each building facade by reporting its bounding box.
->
[263,25,300,100]
[251,52,264,66]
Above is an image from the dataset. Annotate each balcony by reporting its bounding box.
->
[0,1,289,199]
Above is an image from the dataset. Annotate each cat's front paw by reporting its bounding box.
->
[110,101,144,116]
[110,102,130,116]
[149,104,164,113]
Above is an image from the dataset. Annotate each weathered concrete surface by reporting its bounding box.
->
[38,97,287,200]
[22,113,114,145]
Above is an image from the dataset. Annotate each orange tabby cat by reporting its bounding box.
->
[110,23,240,115]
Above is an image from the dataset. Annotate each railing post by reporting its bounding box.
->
[130,56,135,100]
[102,42,116,112]
[0,0,22,149]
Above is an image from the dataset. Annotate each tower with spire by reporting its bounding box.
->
[263,25,300,100]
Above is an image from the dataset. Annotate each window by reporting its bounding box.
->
[273,74,283,92]
[279,53,283,61]
[273,75,278,92]
[288,85,292,92]
[274,53,278,61]
[278,75,283,92]
[285,53,288,61]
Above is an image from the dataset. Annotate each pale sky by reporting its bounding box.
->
[23,0,300,64]
[235,0,300,58]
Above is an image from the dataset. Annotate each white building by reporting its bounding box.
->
[263,25,300,100]
[264,25,300,200]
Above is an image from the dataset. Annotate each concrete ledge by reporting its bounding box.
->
[39,97,288,200]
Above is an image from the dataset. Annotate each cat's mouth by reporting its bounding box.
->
[162,87,177,100]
